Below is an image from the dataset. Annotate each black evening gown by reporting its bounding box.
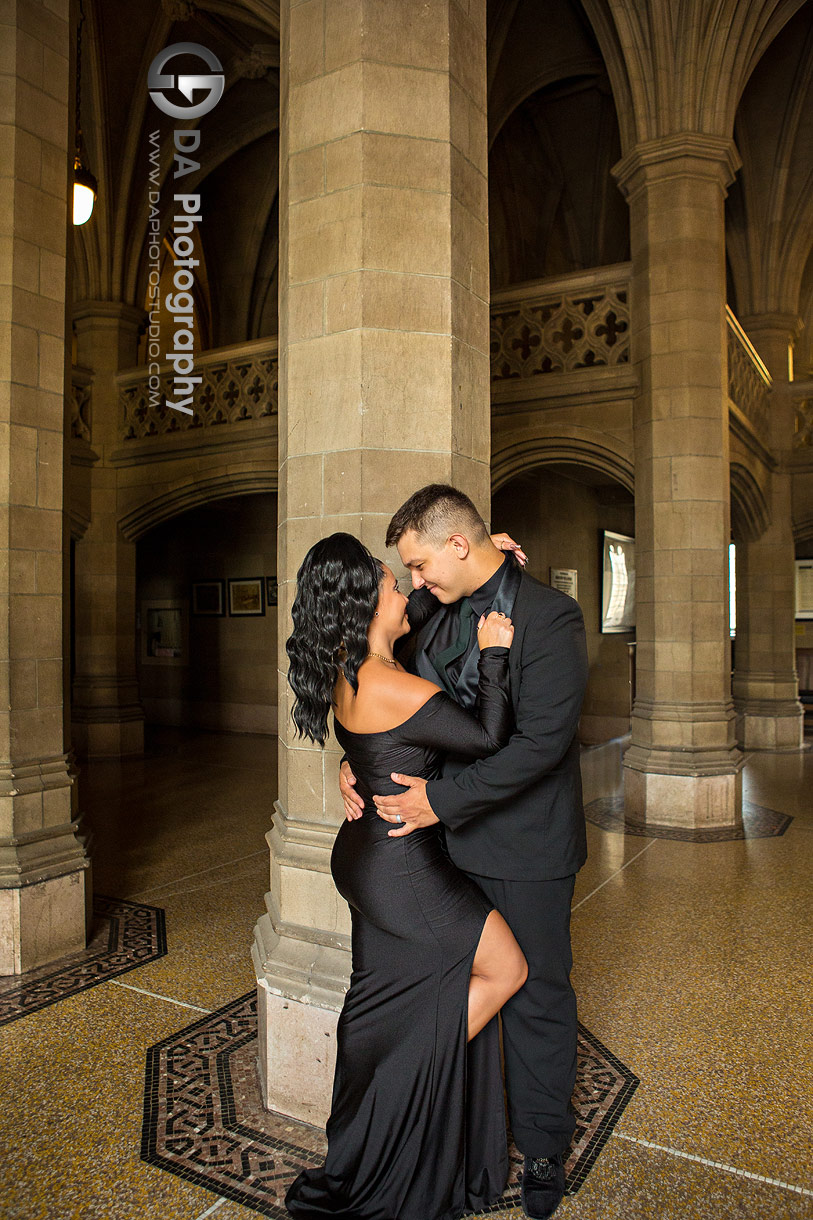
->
[285,649,513,1220]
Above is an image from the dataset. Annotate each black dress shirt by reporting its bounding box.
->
[430,557,508,687]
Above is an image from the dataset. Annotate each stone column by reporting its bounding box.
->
[0,0,89,973]
[613,136,744,827]
[732,314,804,750]
[253,0,490,1122]
[71,303,145,758]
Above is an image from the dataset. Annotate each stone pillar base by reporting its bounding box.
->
[252,910,348,1126]
[0,865,88,975]
[255,983,338,1126]
[736,710,805,752]
[72,714,145,759]
[72,655,144,760]
[72,676,145,757]
[623,761,744,828]
[732,682,805,751]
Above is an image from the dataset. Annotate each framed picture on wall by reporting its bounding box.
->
[141,599,188,665]
[228,577,265,617]
[601,531,635,633]
[191,580,225,616]
[265,577,278,606]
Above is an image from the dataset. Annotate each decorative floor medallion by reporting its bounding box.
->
[585,796,792,842]
[0,895,167,1026]
[141,991,639,1217]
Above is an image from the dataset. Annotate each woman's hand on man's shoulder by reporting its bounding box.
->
[477,611,514,650]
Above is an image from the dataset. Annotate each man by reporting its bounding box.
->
[340,484,588,1220]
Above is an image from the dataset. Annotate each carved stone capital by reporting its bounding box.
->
[612,133,741,201]
[72,299,146,336]
[739,313,804,342]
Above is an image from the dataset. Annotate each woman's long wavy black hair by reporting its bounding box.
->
[286,532,384,746]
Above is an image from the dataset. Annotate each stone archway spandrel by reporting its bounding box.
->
[491,423,635,495]
[117,469,279,542]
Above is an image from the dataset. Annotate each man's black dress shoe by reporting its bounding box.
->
[521,1154,565,1219]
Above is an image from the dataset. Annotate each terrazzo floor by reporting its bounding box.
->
[1,726,811,1220]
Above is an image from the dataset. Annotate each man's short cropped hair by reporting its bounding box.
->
[385,484,489,550]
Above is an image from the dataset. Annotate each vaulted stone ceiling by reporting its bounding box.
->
[73,0,813,349]
[487,0,629,286]
[577,0,809,147]
[726,1,813,328]
[73,0,281,345]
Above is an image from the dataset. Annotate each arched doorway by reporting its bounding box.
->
[492,461,634,744]
[135,492,278,735]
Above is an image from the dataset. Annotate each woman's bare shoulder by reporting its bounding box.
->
[378,668,441,713]
[338,666,442,733]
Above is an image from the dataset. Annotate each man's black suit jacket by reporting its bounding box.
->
[410,567,589,883]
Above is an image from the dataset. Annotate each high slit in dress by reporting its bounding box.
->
[285,648,513,1220]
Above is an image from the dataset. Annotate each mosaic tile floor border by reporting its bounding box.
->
[0,894,167,1026]
[585,796,792,841]
[141,990,639,1217]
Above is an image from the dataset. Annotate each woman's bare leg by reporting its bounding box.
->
[468,910,528,1042]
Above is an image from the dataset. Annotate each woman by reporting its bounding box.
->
[284,532,527,1220]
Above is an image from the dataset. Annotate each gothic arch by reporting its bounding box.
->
[727,3,813,318]
[568,0,636,150]
[487,57,606,150]
[579,0,807,151]
[124,121,280,310]
[730,461,771,542]
[118,471,278,542]
[491,424,634,494]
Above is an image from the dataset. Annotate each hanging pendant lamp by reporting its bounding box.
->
[72,0,97,225]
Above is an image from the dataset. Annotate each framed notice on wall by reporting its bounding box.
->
[796,560,813,619]
[141,599,188,665]
[601,531,635,633]
[550,568,578,601]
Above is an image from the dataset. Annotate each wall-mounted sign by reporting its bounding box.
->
[550,568,578,601]
[601,531,635,633]
[141,599,188,665]
[796,560,813,620]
